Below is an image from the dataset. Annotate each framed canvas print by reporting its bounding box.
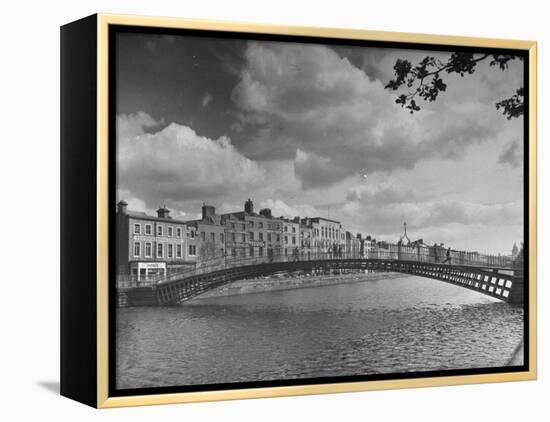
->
[60,13,537,408]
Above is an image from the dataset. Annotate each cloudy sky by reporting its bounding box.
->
[116,32,524,254]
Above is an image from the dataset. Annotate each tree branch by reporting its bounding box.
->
[385,53,523,119]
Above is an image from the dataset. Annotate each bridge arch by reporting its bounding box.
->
[123,256,523,307]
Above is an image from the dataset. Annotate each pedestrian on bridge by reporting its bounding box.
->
[443,247,452,264]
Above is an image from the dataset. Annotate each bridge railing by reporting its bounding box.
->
[116,244,517,288]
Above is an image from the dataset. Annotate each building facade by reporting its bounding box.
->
[185,204,226,263]
[345,231,361,256]
[220,213,249,258]
[310,217,345,256]
[225,199,284,259]
[116,197,400,281]
[116,201,194,279]
[281,217,300,257]
[299,218,315,256]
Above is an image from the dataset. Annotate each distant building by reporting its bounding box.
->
[363,236,377,257]
[281,217,300,257]
[345,231,361,256]
[220,213,249,258]
[116,196,386,277]
[185,204,226,262]
[299,218,315,255]
[224,199,283,258]
[309,217,345,255]
[115,201,194,278]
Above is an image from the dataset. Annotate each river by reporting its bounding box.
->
[116,274,524,390]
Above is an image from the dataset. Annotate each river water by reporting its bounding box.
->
[116,275,524,390]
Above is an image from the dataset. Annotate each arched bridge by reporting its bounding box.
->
[118,245,524,307]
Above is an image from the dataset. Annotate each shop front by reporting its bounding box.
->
[130,262,167,281]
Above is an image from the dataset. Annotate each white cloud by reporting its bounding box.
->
[498,139,522,167]
[346,182,417,204]
[117,111,162,138]
[200,92,213,109]
[337,197,522,241]
[116,112,265,208]
[232,42,517,189]
[259,198,318,219]
[294,149,349,190]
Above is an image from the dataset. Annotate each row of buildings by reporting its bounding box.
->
[116,198,373,279]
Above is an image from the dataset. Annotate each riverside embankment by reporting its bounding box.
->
[193,271,405,299]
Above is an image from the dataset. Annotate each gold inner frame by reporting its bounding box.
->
[96,13,537,408]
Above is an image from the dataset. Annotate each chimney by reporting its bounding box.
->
[156,205,170,219]
[244,198,254,214]
[117,200,128,214]
[259,208,272,218]
[202,203,216,220]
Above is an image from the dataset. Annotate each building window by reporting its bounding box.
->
[276,234,280,242]
[267,233,271,242]
[285,236,288,243]
[231,232,236,242]
[292,227,296,233]
[189,229,195,238]
[241,233,246,243]
[284,226,288,232]
[157,225,163,236]
[220,233,224,243]
[259,246,263,256]
[292,236,296,245]
[145,242,152,257]
[167,244,173,258]
[210,232,215,242]
[134,223,141,234]
[157,243,163,258]
[133,241,141,257]
[168,226,173,237]
[176,244,182,258]
[259,232,263,241]
[249,232,254,240]
[189,245,196,256]
[259,222,263,229]
[145,224,152,235]
[250,221,254,228]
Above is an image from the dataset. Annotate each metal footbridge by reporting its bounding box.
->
[117,245,524,307]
